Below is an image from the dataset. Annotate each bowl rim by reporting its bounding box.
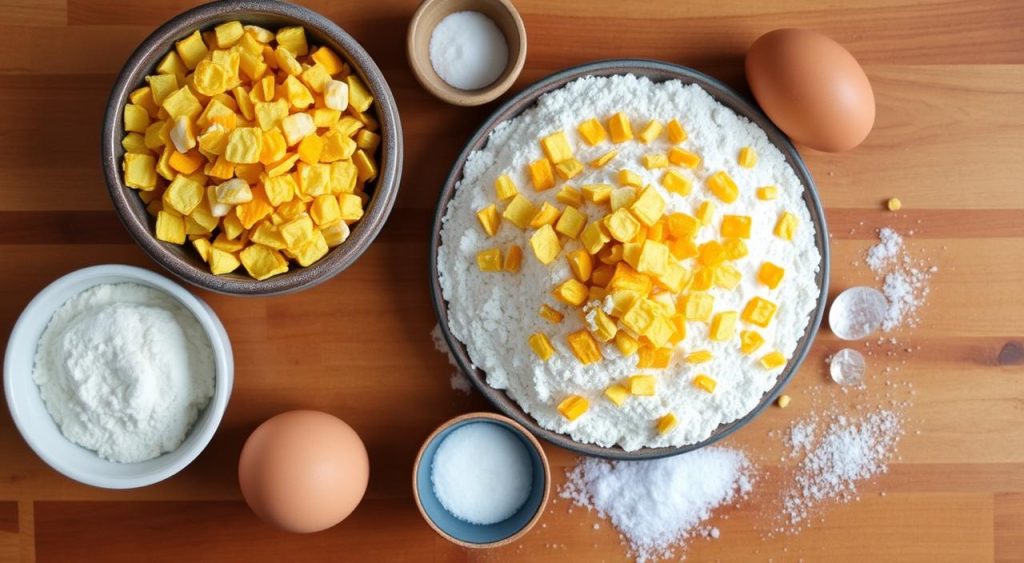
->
[101,0,403,296]
[405,0,528,107]
[411,411,551,548]
[428,58,831,460]
[3,264,234,488]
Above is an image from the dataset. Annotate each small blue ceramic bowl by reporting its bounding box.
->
[413,412,550,548]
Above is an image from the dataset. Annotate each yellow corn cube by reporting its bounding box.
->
[567,330,602,364]
[250,222,287,249]
[696,200,715,225]
[646,316,676,348]
[540,131,573,164]
[319,131,356,163]
[555,158,584,181]
[557,395,589,421]
[693,374,717,393]
[614,331,640,357]
[213,20,244,48]
[604,384,629,407]
[275,25,308,56]
[213,178,252,205]
[192,237,213,262]
[338,193,364,223]
[207,247,239,275]
[298,162,332,197]
[777,395,792,408]
[535,304,564,326]
[477,248,503,272]
[690,267,714,291]
[310,194,341,227]
[311,46,345,75]
[293,230,329,267]
[887,197,902,211]
[654,262,690,293]
[163,174,204,215]
[721,215,752,239]
[590,150,617,169]
[530,224,561,265]
[528,158,555,191]
[628,375,656,396]
[630,186,665,226]
[476,204,501,236]
[281,75,314,109]
[175,30,209,70]
[555,185,583,207]
[608,112,633,143]
[162,86,203,121]
[279,214,315,250]
[147,74,179,106]
[608,263,652,295]
[263,174,297,207]
[775,212,798,240]
[738,146,757,168]
[528,333,556,361]
[503,244,523,273]
[240,243,289,280]
[665,212,699,238]
[661,170,691,195]
[666,119,687,144]
[123,153,157,190]
[620,299,659,336]
[656,413,677,434]
[582,184,612,204]
[213,231,245,252]
[757,186,778,200]
[301,63,331,94]
[641,154,668,170]
[706,171,739,203]
[605,208,641,242]
[352,149,378,183]
[742,297,778,327]
[124,104,150,133]
[567,249,593,282]
[686,350,713,364]
[722,238,748,260]
[494,174,518,200]
[577,118,608,146]
[155,211,186,244]
[346,74,374,113]
[530,203,563,229]
[667,147,700,168]
[590,309,618,342]
[297,134,324,164]
[714,263,742,289]
[758,262,785,289]
[760,351,786,370]
[502,194,538,230]
[710,311,737,341]
[552,279,589,307]
[323,79,350,111]
[225,127,262,164]
[683,293,714,321]
[636,240,669,276]
[668,238,697,261]
[698,240,726,267]
[313,108,341,128]
[580,221,611,255]
[740,330,765,355]
[281,113,316,147]
[638,120,663,144]
[617,168,643,188]
[555,206,587,239]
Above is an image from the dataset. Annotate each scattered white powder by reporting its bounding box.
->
[430,324,472,394]
[431,422,533,524]
[428,11,509,90]
[559,447,752,561]
[865,227,935,331]
[437,75,821,450]
[779,410,902,530]
[33,283,215,463]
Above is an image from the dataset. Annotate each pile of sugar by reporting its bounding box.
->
[776,409,903,531]
[865,228,936,331]
[559,447,752,561]
[437,75,822,451]
[428,11,508,90]
[429,324,472,394]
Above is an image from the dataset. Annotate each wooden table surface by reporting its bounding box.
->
[1,0,1022,561]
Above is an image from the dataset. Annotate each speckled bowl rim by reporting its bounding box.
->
[101,0,403,296]
[428,59,831,460]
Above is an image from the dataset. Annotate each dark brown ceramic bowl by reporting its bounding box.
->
[429,59,830,460]
[102,0,402,296]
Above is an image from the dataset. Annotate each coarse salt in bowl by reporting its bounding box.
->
[4,264,233,489]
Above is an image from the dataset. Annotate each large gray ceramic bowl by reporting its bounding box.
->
[102,0,402,296]
[429,59,830,460]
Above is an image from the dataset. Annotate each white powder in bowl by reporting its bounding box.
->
[437,75,821,451]
[32,283,216,463]
[429,11,509,91]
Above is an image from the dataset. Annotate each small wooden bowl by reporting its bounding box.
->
[412,412,550,548]
[407,0,527,106]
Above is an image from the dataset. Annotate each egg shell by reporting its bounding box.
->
[238,410,370,533]
[745,28,875,152]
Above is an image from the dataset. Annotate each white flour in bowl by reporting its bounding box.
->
[437,75,821,450]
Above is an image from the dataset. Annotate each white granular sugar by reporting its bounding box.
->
[559,447,752,561]
[866,227,935,331]
[437,75,821,450]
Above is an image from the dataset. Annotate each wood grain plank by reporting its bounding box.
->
[996,493,1024,563]
[0,502,16,533]
[0,0,64,26]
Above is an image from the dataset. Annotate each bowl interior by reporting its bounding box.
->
[4,265,232,489]
[415,417,548,546]
[429,60,831,460]
[103,1,402,295]
[408,0,526,105]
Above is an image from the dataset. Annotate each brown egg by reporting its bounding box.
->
[746,29,875,152]
[238,410,370,533]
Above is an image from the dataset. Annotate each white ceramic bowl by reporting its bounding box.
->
[4,264,234,489]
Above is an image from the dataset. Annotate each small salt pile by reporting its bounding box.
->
[431,422,533,524]
[429,11,509,90]
[559,447,752,561]
[865,227,936,331]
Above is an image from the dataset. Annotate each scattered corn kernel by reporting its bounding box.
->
[577,118,608,146]
[638,120,663,143]
[494,174,518,201]
[502,194,539,229]
[696,200,715,225]
[530,224,562,264]
[540,131,573,163]
[693,374,716,393]
[758,262,785,289]
[528,333,555,361]
[555,185,583,207]
[887,197,902,211]
[757,185,778,200]
[567,330,602,364]
[628,375,656,396]
[721,215,752,238]
[604,384,629,406]
[739,330,765,355]
[709,311,737,341]
[476,204,501,236]
[666,119,687,144]
[656,413,677,434]
[777,394,792,408]
[686,350,713,363]
[557,395,589,421]
[641,153,669,170]
[742,297,778,327]
[667,147,700,168]
[760,351,786,370]
[706,170,739,203]
[538,304,564,324]
[582,184,612,204]
[683,293,714,321]
[477,248,503,272]
[661,170,691,195]
[589,150,617,168]
[504,244,523,273]
[567,249,593,282]
[555,158,584,181]
[738,146,757,168]
[774,211,798,240]
[630,186,666,226]
[608,112,633,143]
[552,278,589,307]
